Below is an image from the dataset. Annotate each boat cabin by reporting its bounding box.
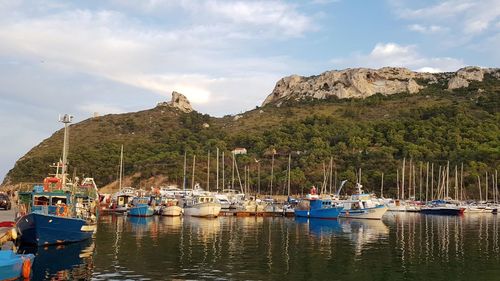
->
[18,189,72,217]
[343,194,379,210]
[131,197,151,207]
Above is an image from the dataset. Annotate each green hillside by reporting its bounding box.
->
[3,75,499,199]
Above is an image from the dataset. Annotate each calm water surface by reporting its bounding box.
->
[23,213,500,280]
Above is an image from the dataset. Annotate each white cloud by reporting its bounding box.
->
[408,24,445,34]
[332,42,465,72]
[394,0,500,36]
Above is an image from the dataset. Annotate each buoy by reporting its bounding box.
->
[22,258,31,278]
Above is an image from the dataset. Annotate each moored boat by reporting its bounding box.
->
[183,195,221,218]
[295,197,343,219]
[338,184,388,220]
[420,200,465,215]
[16,115,99,246]
[160,197,182,216]
[0,250,35,280]
[128,197,154,217]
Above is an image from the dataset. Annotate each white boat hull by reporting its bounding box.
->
[339,205,388,220]
[184,202,221,218]
[161,206,183,216]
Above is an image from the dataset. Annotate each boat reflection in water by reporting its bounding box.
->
[18,239,94,280]
[297,217,389,254]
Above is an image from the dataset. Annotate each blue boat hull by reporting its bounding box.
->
[16,213,94,246]
[421,208,464,216]
[0,250,35,280]
[128,206,154,217]
[295,207,343,219]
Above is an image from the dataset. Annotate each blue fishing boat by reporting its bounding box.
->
[15,115,99,246]
[0,250,35,280]
[128,197,154,217]
[16,180,99,246]
[295,198,343,219]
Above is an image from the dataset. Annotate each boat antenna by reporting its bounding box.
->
[59,114,73,186]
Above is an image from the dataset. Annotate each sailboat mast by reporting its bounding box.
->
[380,172,384,198]
[329,157,333,195]
[191,155,196,190]
[119,145,123,191]
[182,151,187,191]
[257,160,261,196]
[207,151,210,192]
[397,169,400,200]
[426,162,429,202]
[222,151,225,190]
[486,171,489,202]
[216,148,219,192]
[270,152,274,196]
[402,158,405,200]
[287,154,291,197]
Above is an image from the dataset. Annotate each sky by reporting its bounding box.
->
[1,0,499,182]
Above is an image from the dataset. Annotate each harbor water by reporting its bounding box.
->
[23,213,500,280]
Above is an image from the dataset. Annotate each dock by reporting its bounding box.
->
[219,210,294,217]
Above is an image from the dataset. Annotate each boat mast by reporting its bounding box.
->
[380,172,384,198]
[397,169,400,200]
[408,159,412,200]
[425,162,429,202]
[431,163,434,200]
[478,175,482,202]
[486,171,489,202]
[232,151,235,189]
[182,151,187,191]
[216,148,219,192]
[270,151,275,197]
[329,157,333,195]
[191,155,196,190]
[287,154,291,197]
[119,144,123,191]
[257,159,261,196]
[222,151,225,190]
[402,158,405,200]
[59,114,73,186]
[207,151,210,192]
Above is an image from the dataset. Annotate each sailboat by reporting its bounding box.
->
[103,145,134,214]
[16,114,99,246]
[181,154,221,218]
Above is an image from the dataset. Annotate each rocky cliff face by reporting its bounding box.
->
[262,67,499,106]
[157,91,193,113]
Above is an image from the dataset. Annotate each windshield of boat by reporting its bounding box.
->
[33,195,49,206]
[51,196,68,205]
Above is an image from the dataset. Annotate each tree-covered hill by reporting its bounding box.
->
[3,74,499,199]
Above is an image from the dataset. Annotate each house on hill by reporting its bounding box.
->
[232,148,247,155]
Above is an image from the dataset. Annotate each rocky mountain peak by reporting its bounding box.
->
[157,91,193,113]
[262,66,499,106]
